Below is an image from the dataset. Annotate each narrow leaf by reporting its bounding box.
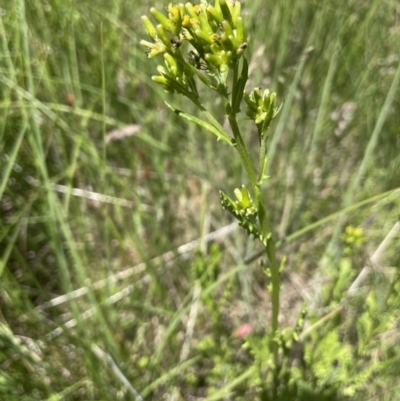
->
[165,101,232,145]
[232,57,248,113]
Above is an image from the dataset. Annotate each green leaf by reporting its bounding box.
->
[164,101,232,145]
[232,57,248,113]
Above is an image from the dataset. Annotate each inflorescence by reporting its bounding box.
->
[140,1,248,93]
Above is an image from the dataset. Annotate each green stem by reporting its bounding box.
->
[256,190,280,393]
[227,103,280,383]
[188,61,282,394]
[226,93,280,394]
[231,63,239,106]
[257,127,280,359]
[227,113,258,192]
[258,132,267,183]
[267,240,280,338]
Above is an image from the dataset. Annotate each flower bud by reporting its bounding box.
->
[221,20,234,38]
[205,53,222,67]
[183,17,200,30]
[210,43,221,54]
[220,63,228,73]
[150,7,176,34]
[164,53,178,76]
[253,88,263,105]
[140,39,167,58]
[185,3,200,20]
[167,4,183,34]
[156,24,172,48]
[152,75,168,85]
[263,90,275,112]
[206,5,223,24]
[220,33,235,51]
[243,92,258,112]
[157,65,168,75]
[228,34,238,48]
[236,16,244,44]
[141,15,158,41]
[194,29,213,45]
[197,8,213,35]
[182,15,193,29]
[229,1,241,27]
[218,0,234,27]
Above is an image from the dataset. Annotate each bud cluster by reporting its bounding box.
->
[140,1,248,92]
[244,88,280,126]
[243,87,281,142]
[219,185,269,246]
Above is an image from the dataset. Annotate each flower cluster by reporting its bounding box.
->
[243,87,281,142]
[219,185,269,246]
[244,88,279,127]
[341,225,366,254]
[140,1,248,91]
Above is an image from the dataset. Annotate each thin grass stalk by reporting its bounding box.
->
[325,61,400,262]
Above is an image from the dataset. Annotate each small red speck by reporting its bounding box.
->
[234,323,252,338]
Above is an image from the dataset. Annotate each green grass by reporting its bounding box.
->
[1,0,400,399]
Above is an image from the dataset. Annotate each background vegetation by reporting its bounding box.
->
[1,0,399,399]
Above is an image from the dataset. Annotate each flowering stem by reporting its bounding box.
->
[224,85,280,389]
[141,1,283,393]
[224,92,280,371]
